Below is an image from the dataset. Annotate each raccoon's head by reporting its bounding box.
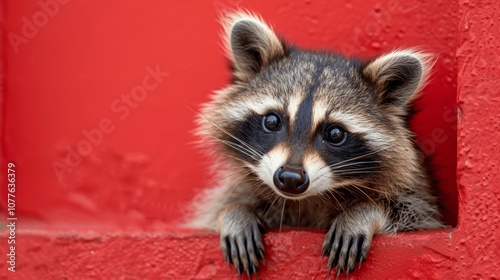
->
[199,12,433,200]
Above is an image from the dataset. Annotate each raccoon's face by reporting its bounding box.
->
[199,12,432,200]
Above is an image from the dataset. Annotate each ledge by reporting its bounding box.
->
[1,0,499,279]
[0,228,464,280]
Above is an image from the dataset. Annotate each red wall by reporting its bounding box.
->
[1,0,457,229]
[4,0,499,279]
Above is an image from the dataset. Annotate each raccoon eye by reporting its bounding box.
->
[324,125,346,145]
[263,113,282,132]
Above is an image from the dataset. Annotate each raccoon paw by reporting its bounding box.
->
[322,217,373,279]
[220,217,266,279]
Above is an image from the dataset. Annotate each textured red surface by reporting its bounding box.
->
[1,0,457,229]
[0,229,458,280]
[1,0,499,279]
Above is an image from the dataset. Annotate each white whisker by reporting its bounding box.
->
[351,184,376,205]
[279,198,286,232]
[264,195,280,219]
[207,135,261,160]
[329,160,382,169]
[198,111,264,157]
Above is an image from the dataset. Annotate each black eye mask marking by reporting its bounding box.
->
[224,113,286,163]
[316,129,382,180]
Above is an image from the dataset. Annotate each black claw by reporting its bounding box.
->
[237,238,250,275]
[252,264,258,273]
[257,219,266,233]
[332,235,343,268]
[323,227,336,258]
[347,237,359,273]
[231,239,241,273]
[252,223,265,261]
[344,238,354,273]
[336,268,342,280]
[258,248,265,260]
[222,236,231,265]
[324,218,376,279]
[346,251,356,273]
[221,217,266,279]
[220,215,266,279]
[322,246,329,258]
[247,257,253,277]
[355,235,364,262]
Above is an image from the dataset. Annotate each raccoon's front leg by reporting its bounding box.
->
[322,202,390,278]
[218,204,266,278]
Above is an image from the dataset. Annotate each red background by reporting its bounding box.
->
[1,0,498,279]
[1,0,457,229]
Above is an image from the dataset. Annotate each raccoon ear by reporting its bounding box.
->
[362,50,433,110]
[223,12,287,81]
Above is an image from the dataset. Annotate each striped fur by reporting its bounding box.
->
[189,11,444,278]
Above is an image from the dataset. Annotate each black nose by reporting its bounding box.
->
[273,165,309,195]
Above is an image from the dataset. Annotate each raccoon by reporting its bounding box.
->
[189,11,444,279]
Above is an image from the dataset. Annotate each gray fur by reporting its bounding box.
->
[188,11,444,278]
